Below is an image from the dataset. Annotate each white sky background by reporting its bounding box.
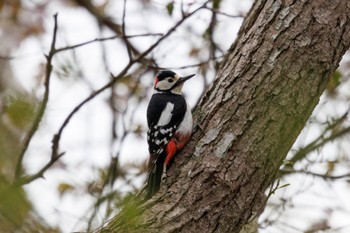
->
[8,0,350,232]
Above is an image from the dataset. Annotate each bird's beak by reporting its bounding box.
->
[176,74,195,85]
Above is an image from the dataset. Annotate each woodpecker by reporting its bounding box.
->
[146,70,194,199]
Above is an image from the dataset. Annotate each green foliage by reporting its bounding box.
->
[269,179,290,196]
[326,70,342,95]
[282,159,293,166]
[166,2,174,16]
[118,196,142,222]
[106,194,146,232]
[5,97,36,130]
[0,176,31,231]
[57,182,75,197]
[212,0,221,9]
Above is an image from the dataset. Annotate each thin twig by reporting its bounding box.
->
[14,13,59,182]
[75,0,140,57]
[280,168,350,180]
[290,125,350,164]
[15,153,65,186]
[0,55,16,60]
[55,33,163,54]
[86,156,120,232]
[204,6,245,18]
[0,33,162,61]
[289,110,350,165]
[122,0,132,60]
[150,55,224,70]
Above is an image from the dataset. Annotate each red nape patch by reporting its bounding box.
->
[154,77,159,89]
[165,140,177,166]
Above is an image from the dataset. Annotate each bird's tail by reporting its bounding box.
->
[146,155,164,199]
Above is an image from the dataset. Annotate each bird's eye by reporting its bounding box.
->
[168,78,174,83]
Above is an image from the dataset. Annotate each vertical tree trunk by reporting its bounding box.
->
[106,0,350,232]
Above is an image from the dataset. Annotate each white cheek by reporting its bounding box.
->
[156,81,172,90]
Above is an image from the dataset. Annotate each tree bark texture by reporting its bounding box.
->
[106,0,350,232]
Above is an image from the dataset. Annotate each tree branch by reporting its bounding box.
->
[74,0,139,57]
[288,110,350,166]
[203,6,245,18]
[149,55,224,70]
[14,13,59,182]
[54,33,163,54]
[122,0,132,60]
[14,152,65,186]
[280,168,350,180]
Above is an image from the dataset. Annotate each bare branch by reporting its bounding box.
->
[14,13,59,182]
[281,168,350,180]
[0,55,16,60]
[122,0,132,60]
[150,55,224,70]
[288,110,350,165]
[14,153,65,186]
[203,6,245,18]
[55,33,163,54]
[75,0,140,56]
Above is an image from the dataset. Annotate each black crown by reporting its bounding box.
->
[157,70,176,81]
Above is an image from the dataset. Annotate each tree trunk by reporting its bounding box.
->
[105,0,350,232]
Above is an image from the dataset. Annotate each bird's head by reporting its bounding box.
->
[154,70,195,94]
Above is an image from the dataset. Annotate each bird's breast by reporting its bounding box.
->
[176,104,193,136]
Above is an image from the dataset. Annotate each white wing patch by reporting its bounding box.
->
[157,102,174,126]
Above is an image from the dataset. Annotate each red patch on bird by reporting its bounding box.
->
[164,134,191,167]
[154,77,159,89]
[165,140,177,166]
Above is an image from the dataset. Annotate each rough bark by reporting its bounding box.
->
[105,0,350,232]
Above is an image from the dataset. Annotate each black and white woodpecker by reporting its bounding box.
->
[146,70,195,199]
